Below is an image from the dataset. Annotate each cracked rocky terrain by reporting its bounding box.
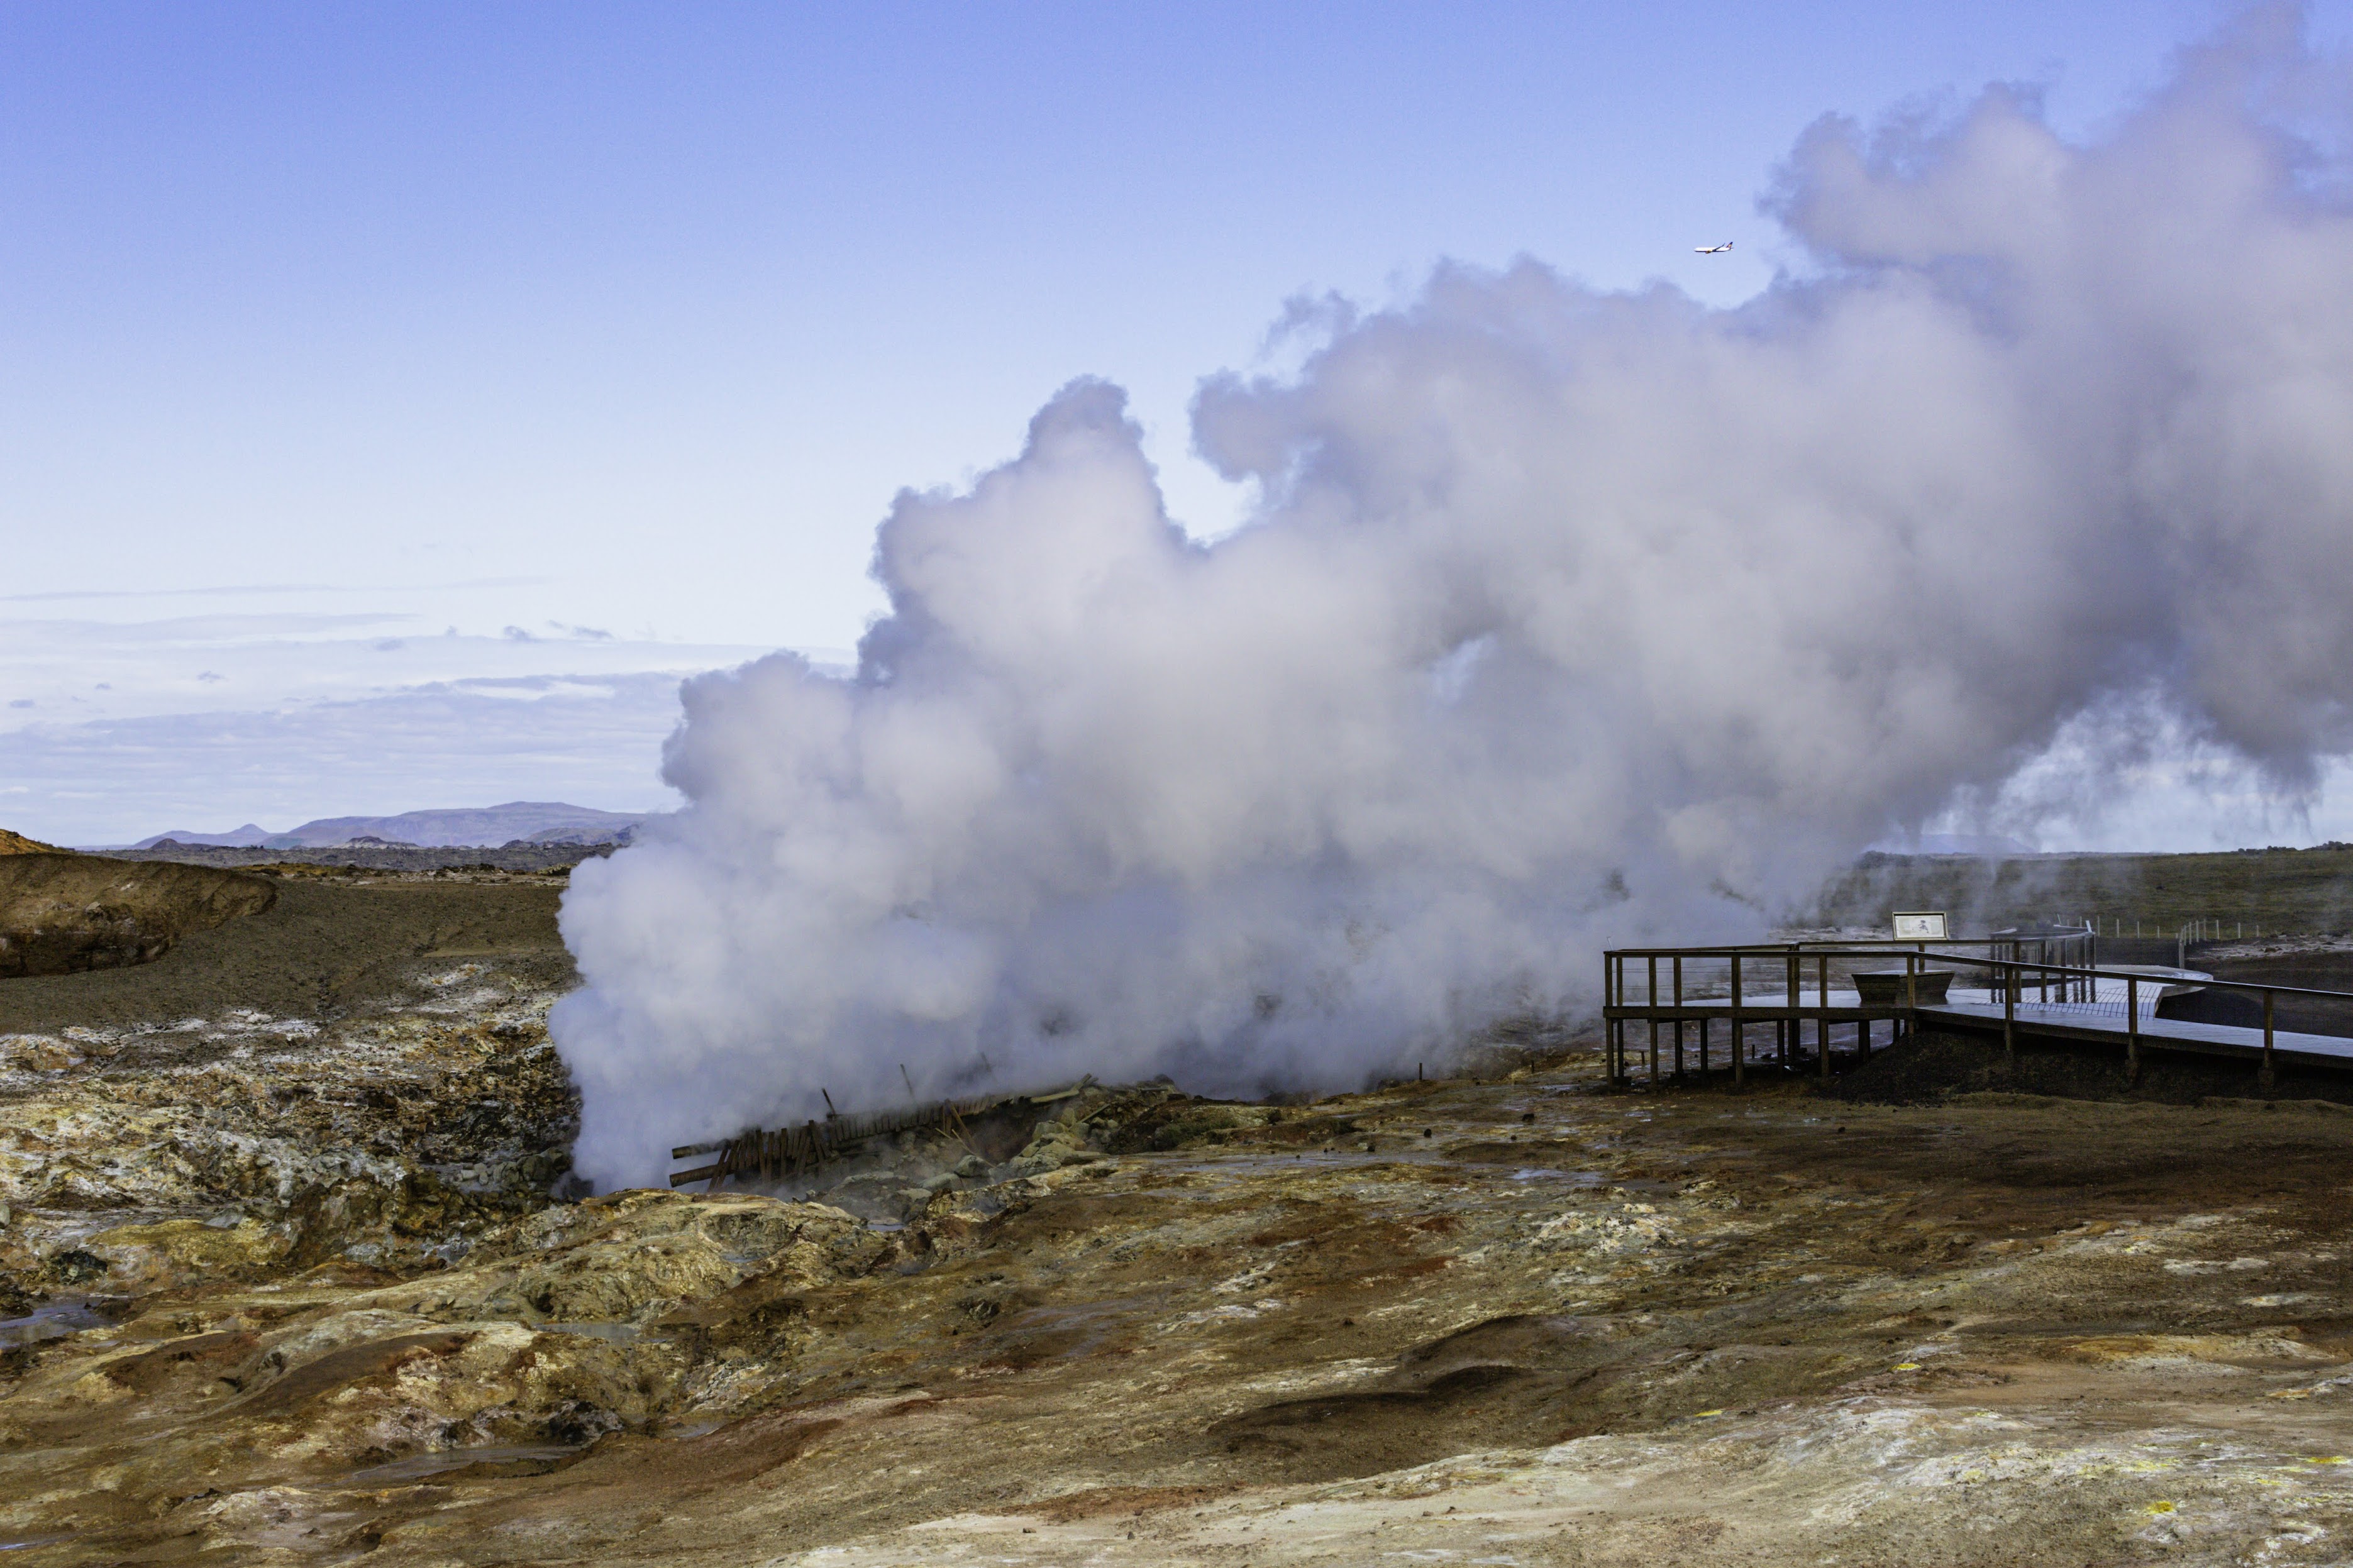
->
[10,878,2353,1562]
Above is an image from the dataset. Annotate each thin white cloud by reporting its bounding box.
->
[0,577,551,602]
[0,614,790,734]
[2,673,702,846]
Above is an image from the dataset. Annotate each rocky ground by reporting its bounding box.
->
[9,878,2353,1563]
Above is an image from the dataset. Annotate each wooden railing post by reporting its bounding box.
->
[1785,948,1798,1067]
[1673,956,1685,1080]
[1647,954,1660,1085]
[1603,951,1617,1084]
[2262,988,2276,1092]
[1731,956,1744,1085]
[1818,952,1832,1080]
[2127,974,2140,1083]
[1615,953,1626,1085]
[2003,956,2015,1065]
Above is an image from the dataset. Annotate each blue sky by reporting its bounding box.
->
[5,1,2350,846]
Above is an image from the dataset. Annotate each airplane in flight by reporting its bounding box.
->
[1694,240,1734,255]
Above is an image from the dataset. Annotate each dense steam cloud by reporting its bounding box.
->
[556,14,2353,1186]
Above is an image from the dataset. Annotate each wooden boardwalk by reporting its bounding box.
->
[1922,998,2353,1071]
[1602,939,2353,1089]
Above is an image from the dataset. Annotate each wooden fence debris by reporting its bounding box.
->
[668,1075,1095,1192]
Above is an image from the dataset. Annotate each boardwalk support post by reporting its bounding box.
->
[1602,952,1617,1086]
[1647,954,1661,1086]
[2003,956,2016,1068]
[1785,949,1798,1069]
[1731,957,1744,1086]
[1673,956,1685,1081]
[2262,988,2276,1093]
[2127,974,2140,1084]
[1819,953,1832,1081]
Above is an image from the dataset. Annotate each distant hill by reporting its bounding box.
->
[130,802,652,851]
[1871,832,2037,857]
[131,823,279,849]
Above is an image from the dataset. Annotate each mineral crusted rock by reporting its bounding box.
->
[19,1061,2353,1566]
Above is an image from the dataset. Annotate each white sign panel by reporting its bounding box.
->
[1891,911,1950,941]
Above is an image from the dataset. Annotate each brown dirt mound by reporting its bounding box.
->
[0,852,276,978]
[0,872,572,1030]
[0,827,60,854]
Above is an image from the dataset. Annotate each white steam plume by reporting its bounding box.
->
[556,13,2353,1188]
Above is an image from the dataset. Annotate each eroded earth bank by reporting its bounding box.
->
[8,874,2353,1563]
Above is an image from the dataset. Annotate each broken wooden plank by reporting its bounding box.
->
[667,1076,1102,1192]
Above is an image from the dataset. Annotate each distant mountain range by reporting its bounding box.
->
[125,802,653,851]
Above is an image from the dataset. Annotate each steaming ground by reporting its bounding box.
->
[555,15,2353,1190]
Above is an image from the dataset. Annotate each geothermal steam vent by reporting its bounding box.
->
[553,54,2353,1190]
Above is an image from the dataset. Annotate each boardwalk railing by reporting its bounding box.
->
[1602,938,2353,1091]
